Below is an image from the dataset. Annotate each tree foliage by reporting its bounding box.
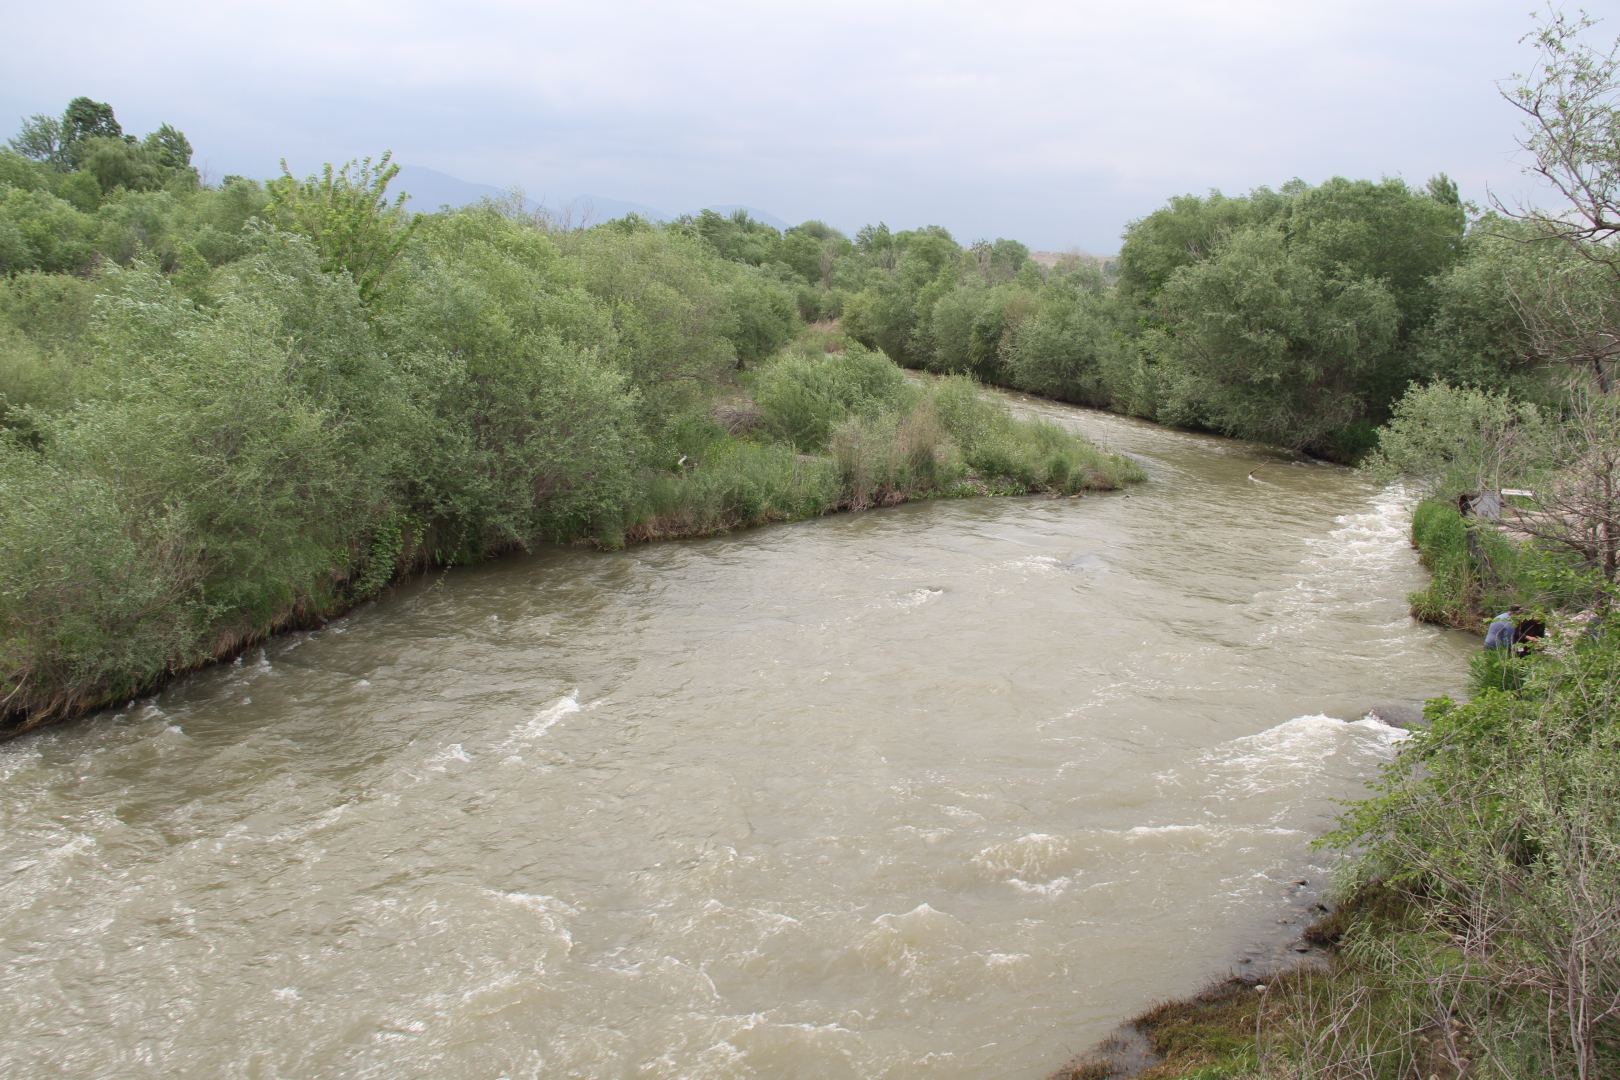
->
[265,152,418,302]
[1365,381,1550,497]
[1156,224,1401,450]
[1499,10,1620,393]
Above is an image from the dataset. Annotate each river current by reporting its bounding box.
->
[0,397,1473,1078]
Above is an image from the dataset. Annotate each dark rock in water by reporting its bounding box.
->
[1366,701,1427,730]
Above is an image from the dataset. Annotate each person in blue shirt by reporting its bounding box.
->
[1484,607,1520,650]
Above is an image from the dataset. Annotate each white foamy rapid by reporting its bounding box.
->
[1258,483,1417,642]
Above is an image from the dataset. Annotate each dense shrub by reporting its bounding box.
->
[0,130,1157,733]
[749,340,913,450]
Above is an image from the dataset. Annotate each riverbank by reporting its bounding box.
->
[1,344,1140,741]
[1047,706,1412,1080]
[1054,602,1620,1078]
[1047,822,1361,1079]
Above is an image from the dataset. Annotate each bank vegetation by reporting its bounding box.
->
[1061,12,1620,1078]
[0,123,1138,736]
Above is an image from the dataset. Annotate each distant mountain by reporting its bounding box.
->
[393,165,539,213]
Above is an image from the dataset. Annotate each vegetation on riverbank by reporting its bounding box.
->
[1059,605,1620,1079]
[1058,13,1620,1077]
[663,172,1491,463]
[0,119,1138,736]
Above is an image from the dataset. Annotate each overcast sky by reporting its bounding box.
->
[0,1,1588,251]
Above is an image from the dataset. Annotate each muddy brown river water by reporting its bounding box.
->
[0,396,1475,1078]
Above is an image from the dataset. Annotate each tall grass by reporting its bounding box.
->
[930,375,1145,492]
[627,440,840,539]
[1407,499,1527,628]
[831,397,964,510]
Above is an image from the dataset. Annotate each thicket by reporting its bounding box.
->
[672,158,1602,463]
[0,108,1138,733]
[731,180,1460,458]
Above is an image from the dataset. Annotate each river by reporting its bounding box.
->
[0,397,1474,1078]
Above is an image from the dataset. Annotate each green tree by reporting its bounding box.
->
[0,187,99,272]
[264,152,419,302]
[780,221,851,287]
[842,271,915,362]
[568,223,738,424]
[79,136,164,194]
[60,97,124,167]
[855,222,896,270]
[1417,217,1583,398]
[1156,224,1400,452]
[1004,273,1120,406]
[142,124,193,173]
[989,237,1030,282]
[1117,187,1285,304]
[920,282,989,373]
[8,114,66,170]
[1364,381,1550,498]
[1277,175,1465,336]
[678,208,781,266]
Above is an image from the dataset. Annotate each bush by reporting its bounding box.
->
[831,400,962,510]
[723,266,799,367]
[568,223,739,425]
[375,209,644,553]
[1,240,411,726]
[749,340,913,450]
[0,450,208,727]
[0,187,99,272]
[929,375,1143,492]
[1365,381,1549,498]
